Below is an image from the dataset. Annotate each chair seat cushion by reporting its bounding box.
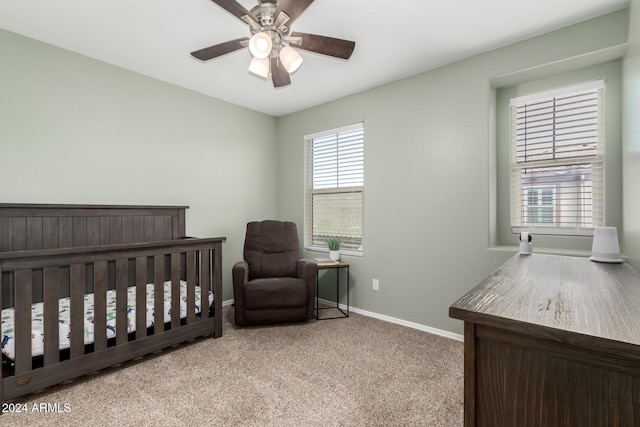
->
[244,277,308,310]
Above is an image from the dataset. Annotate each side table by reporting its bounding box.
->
[314,261,350,320]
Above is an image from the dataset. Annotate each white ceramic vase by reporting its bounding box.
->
[329,250,340,261]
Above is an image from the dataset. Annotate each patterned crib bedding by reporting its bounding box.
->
[1,281,213,361]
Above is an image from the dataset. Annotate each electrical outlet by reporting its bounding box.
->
[372,278,379,291]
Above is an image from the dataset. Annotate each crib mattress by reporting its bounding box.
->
[1,281,213,361]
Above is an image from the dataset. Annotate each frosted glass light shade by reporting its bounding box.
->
[249,32,272,59]
[279,46,303,73]
[248,57,270,78]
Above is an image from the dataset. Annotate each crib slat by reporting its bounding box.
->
[86,217,100,246]
[135,257,147,339]
[161,216,172,240]
[14,269,32,374]
[171,253,180,329]
[58,217,73,249]
[154,216,166,241]
[42,217,59,249]
[186,251,196,324]
[200,250,210,320]
[154,255,164,334]
[133,216,144,243]
[115,259,128,346]
[43,267,60,366]
[26,217,43,250]
[72,217,87,247]
[10,217,27,251]
[99,217,110,245]
[121,216,133,244]
[93,261,107,351]
[70,264,84,359]
[0,217,9,251]
[212,241,223,337]
[110,217,122,245]
[144,217,155,243]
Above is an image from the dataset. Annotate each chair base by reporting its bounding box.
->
[235,306,311,327]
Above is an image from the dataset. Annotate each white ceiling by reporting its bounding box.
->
[0,0,629,117]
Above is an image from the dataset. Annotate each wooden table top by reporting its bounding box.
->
[314,260,350,269]
[450,253,640,348]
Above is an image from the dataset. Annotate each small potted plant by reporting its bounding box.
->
[326,236,342,261]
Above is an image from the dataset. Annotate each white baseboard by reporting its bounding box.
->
[223,297,463,342]
[317,298,463,342]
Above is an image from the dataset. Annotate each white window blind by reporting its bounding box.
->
[304,123,364,253]
[510,80,604,235]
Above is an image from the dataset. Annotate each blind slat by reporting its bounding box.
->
[510,81,604,234]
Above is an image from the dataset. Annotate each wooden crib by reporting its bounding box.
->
[0,204,225,403]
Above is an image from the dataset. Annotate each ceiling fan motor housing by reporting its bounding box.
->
[250,2,289,38]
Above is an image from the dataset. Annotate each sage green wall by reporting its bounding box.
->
[0,30,278,301]
[276,10,629,334]
[623,0,640,268]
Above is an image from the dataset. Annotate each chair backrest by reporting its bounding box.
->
[244,220,300,280]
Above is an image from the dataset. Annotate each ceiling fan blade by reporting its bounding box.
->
[274,0,314,27]
[289,32,355,60]
[210,0,258,25]
[271,56,291,88]
[190,37,249,61]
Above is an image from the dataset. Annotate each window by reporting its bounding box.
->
[525,186,556,226]
[304,123,364,254]
[510,80,604,235]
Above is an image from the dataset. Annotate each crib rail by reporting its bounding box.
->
[0,237,224,402]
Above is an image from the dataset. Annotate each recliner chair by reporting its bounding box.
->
[232,220,317,326]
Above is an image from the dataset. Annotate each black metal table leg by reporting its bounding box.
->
[314,262,350,320]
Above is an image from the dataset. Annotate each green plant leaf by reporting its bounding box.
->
[325,236,342,250]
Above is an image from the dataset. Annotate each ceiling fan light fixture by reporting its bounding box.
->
[249,32,272,59]
[279,46,303,73]
[248,56,270,79]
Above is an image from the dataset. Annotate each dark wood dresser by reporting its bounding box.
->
[450,253,640,426]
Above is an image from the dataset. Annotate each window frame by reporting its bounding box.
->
[509,80,605,237]
[304,122,365,256]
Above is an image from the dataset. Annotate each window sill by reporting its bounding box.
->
[512,227,595,237]
[489,245,592,258]
[304,246,364,258]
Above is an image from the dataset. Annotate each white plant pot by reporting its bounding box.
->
[329,250,340,261]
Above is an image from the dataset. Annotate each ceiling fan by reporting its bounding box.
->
[191,0,356,88]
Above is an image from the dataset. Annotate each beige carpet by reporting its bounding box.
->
[3,306,463,426]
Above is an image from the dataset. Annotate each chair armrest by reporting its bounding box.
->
[297,259,318,320]
[233,261,249,285]
[297,259,318,281]
[232,261,249,326]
